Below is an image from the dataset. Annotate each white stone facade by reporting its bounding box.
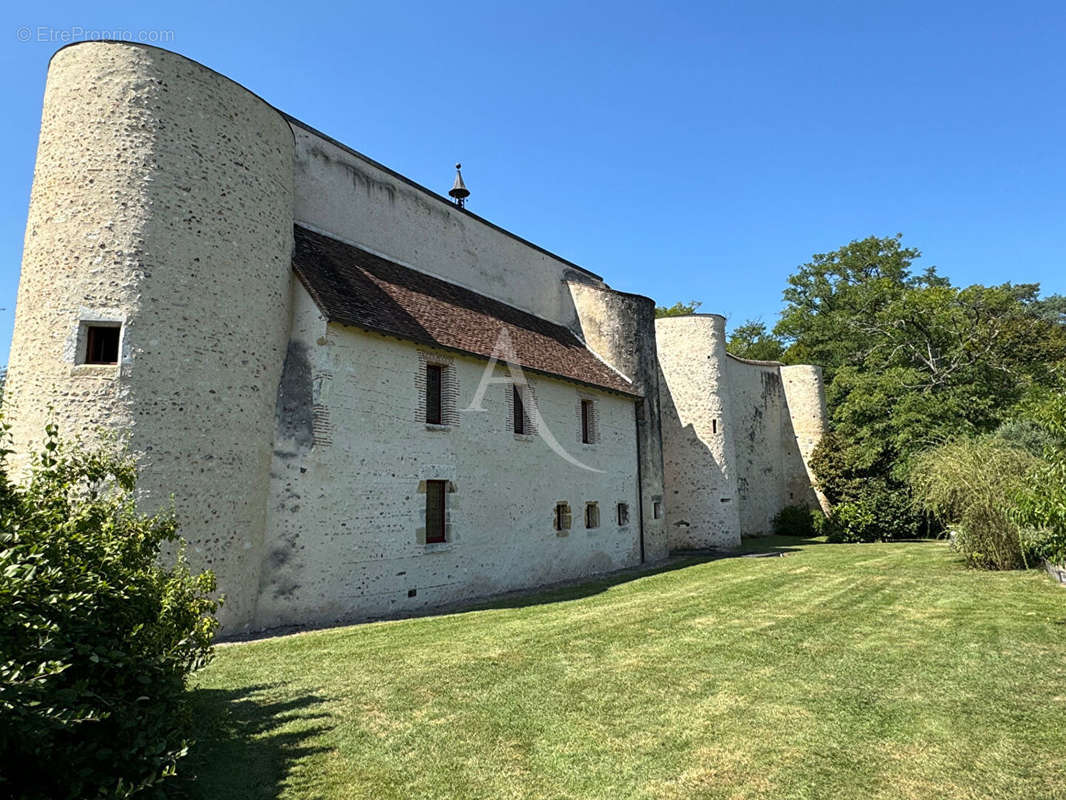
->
[6,42,829,633]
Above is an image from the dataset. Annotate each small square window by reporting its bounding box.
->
[617,502,629,526]
[585,502,600,529]
[554,502,572,532]
[82,324,120,365]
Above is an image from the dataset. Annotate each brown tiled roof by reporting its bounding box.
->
[291,226,638,396]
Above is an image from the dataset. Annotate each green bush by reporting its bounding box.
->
[0,424,219,798]
[822,485,923,543]
[771,504,823,538]
[993,417,1056,458]
[1011,391,1066,565]
[909,436,1039,569]
[809,432,924,542]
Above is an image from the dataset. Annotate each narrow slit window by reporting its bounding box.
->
[513,384,525,434]
[425,364,443,425]
[712,418,718,434]
[425,480,447,543]
[581,399,593,444]
[653,500,663,520]
[84,324,120,365]
[585,502,600,529]
[617,503,629,526]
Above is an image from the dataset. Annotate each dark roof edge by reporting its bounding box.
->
[330,318,641,399]
[282,114,604,282]
[48,41,606,284]
[289,234,638,398]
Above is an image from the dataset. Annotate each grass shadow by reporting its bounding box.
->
[465,536,826,613]
[229,538,828,640]
[465,552,728,611]
[174,683,332,800]
[735,533,827,555]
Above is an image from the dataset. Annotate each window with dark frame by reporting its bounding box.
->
[617,502,629,526]
[84,325,120,365]
[425,364,443,425]
[425,480,447,543]
[554,502,572,532]
[581,399,593,444]
[513,384,525,434]
[585,502,599,529]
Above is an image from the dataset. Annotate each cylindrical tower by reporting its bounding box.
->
[567,282,668,561]
[5,42,295,630]
[654,315,741,550]
[780,364,831,512]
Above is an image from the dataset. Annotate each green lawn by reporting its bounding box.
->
[180,539,1066,800]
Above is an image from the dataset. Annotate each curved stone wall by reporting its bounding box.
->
[654,315,742,549]
[568,282,668,561]
[780,365,830,512]
[5,42,295,630]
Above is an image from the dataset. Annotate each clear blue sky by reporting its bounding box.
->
[3,0,1065,362]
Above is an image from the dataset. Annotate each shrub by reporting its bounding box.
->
[993,417,1055,458]
[823,485,923,543]
[771,504,823,538]
[1011,390,1066,565]
[809,432,924,542]
[909,436,1039,569]
[0,424,219,799]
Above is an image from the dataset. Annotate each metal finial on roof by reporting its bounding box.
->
[449,162,470,208]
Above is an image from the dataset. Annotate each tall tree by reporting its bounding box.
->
[654,300,701,318]
[785,235,1066,540]
[726,321,785,361]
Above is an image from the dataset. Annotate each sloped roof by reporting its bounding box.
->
[291,226,637,396]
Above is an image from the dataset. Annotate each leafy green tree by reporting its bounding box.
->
[654,300,701,318]
[726,321,785,361]
[775,234,948,378]
[0,423,219,798]
[782,235,1066,541]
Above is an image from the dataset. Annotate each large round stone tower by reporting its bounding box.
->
[654,314,743,550]
[5,42,295,630]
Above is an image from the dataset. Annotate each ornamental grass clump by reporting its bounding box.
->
[908,437,1038,570]
[0,423,219,799]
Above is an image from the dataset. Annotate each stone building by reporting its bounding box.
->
[5,42,829,632]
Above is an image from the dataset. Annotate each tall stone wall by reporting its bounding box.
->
[654,315,742,550]
[289,122,602,330]
[725,356,792,535]
[256,287,643,629]
[567,282,668,562]
[725,357,829,533]
[5,42,295,630]
[780,365,831,512]
[655,323,829,546]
